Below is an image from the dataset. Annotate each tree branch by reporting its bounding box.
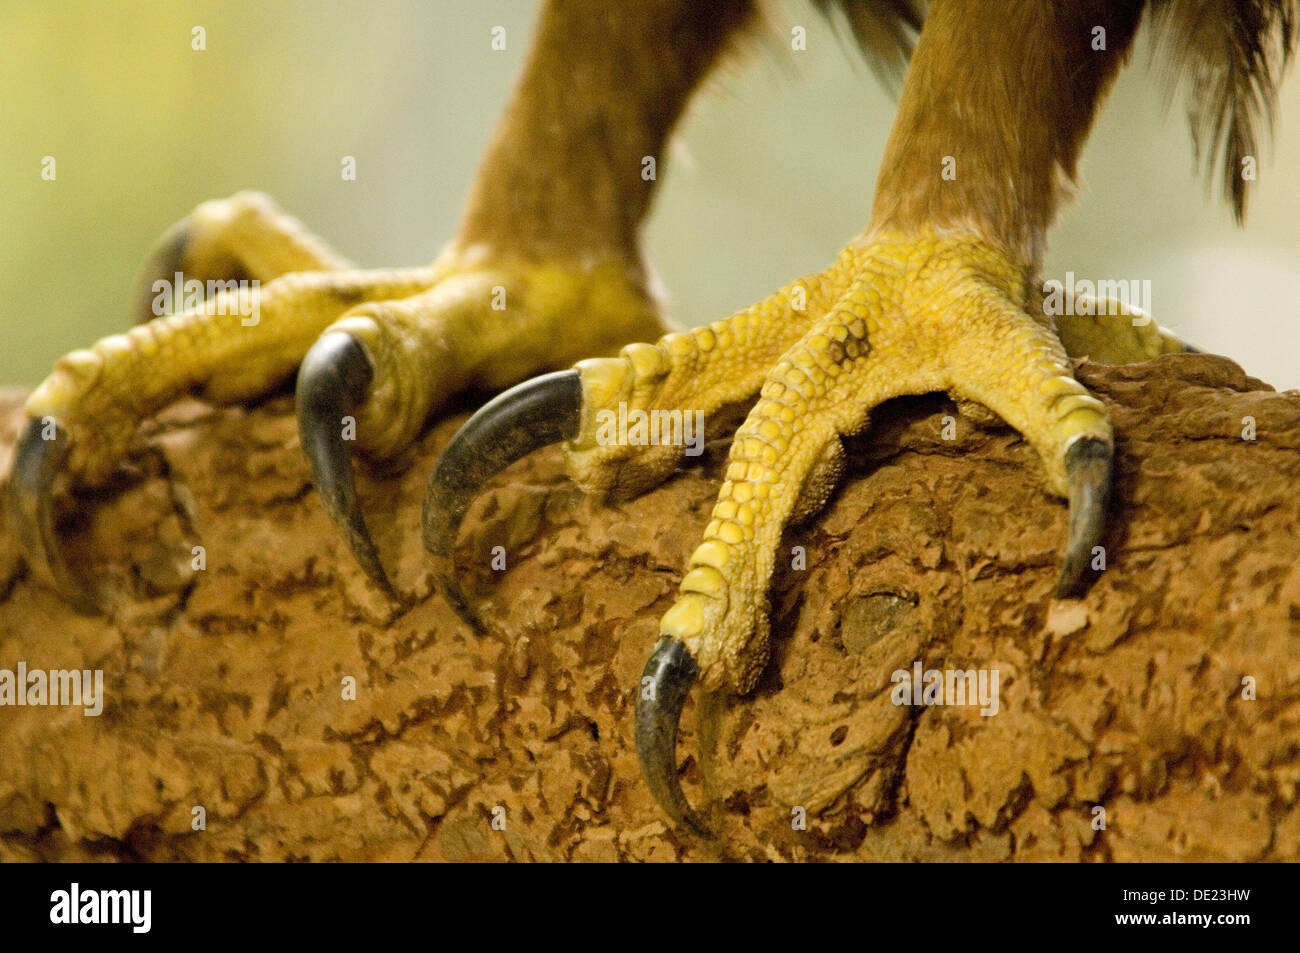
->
[2,353,1298,860]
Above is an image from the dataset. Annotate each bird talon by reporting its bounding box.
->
[1055,434,1113,598]
[129,217,192,326]
[296,330,397,598]
[6,418,98,613]
[635,635,713,838]
[421,369,584,631]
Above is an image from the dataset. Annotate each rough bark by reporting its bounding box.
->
[1,352,1299,862]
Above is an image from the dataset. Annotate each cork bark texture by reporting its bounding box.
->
[2,352,1299,862]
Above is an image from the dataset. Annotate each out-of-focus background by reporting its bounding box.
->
[2,0,1297,389]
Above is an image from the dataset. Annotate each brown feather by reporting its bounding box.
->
[1146,0,1297,221]
[816,0,928,92]
[823,1,1295,224]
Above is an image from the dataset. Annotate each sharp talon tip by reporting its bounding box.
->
[635,635,713,838]
[1056,435,1112,598]
[7,418,97,613]
[434,551,487,634]
[422,369,583,634]
[297,331,394,596]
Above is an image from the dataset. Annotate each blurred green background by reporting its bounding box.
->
[3,0,1297,389]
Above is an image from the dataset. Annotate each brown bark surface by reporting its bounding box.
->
[2,352,1299,861]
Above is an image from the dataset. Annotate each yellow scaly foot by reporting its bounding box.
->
[8,191,663,610]
[425,226,1197,834]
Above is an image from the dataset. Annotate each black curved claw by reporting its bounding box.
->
[6,418,97,613]
[635,636,712,838]
[130,217,191,325]
[1055,435,1113,597]
[296,331,394,597]
[421,369,583,630]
